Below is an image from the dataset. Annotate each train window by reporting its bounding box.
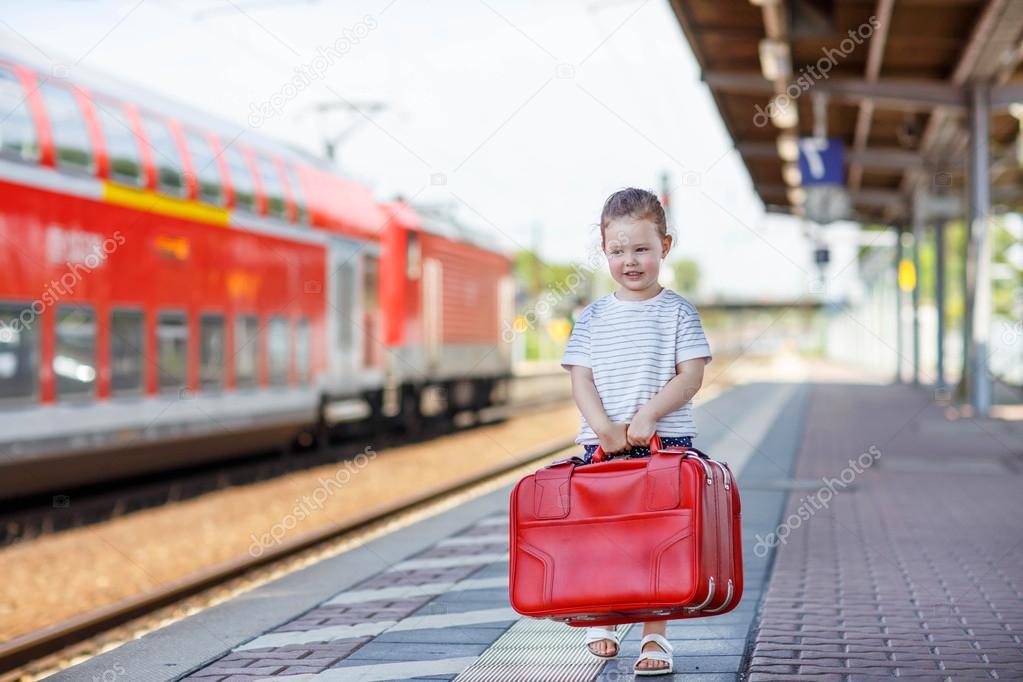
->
[295,318,310,383]
[0,69,39,162]
[110,309,143,393]
[185,131,224,206]
[267,317,289,386]
[94,100,143,185]
[255,155,287,219]
[406,231,421,279]
[284,162,307,223]
[199,314,225,389]
[54,305,97,399]
[234,315,258,388]
[141,114,185,197]
[0,302,39,401]
[157,311,187,390]
[223,144,256,212]
[39,82,95,173]
[363,254,378,309]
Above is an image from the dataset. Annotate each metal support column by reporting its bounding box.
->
[968,83,993,416]
[911,197,924,385]
[894,225,904,383]
[934,219,946,392]
[960,219,973,402]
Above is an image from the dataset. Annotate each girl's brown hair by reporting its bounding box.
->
[599,187,670,250]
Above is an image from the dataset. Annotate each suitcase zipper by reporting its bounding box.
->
[703,459,735,614]
[683,453,717,614]
[708,457,724,611]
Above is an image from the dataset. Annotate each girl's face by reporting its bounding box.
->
[602,216,671,296]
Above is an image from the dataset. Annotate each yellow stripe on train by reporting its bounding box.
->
[102,182,230,227]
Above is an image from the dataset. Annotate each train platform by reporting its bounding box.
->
[51,379,1022,681]
[746,383,1023,681]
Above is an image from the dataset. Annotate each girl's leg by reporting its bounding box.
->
[636,620,670,671]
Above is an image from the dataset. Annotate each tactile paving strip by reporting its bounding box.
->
[453,619,633,682]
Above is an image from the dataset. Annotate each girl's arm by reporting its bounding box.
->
[568,364,629,452]
[568,365,612,434]
[628,358,707,444]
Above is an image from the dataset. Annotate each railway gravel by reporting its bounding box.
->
[0,402,580,642]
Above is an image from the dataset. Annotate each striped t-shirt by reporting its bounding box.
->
[560,287,712,445]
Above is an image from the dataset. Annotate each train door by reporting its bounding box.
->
[362,253,383,368]
[327,239,363,390]
[421,257,442,370]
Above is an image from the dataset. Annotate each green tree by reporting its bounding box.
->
[672,259,700,297]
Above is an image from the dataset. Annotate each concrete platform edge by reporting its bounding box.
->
[733,383,810,680]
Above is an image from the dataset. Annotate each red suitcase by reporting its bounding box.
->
[509,434,742,626]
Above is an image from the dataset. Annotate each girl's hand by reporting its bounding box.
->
[626,412,657,447]
[596,422,629,455]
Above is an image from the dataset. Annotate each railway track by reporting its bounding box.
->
[0,372,570,547]
[0,428,577,680]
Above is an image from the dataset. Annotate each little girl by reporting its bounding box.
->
[560,187,712,676]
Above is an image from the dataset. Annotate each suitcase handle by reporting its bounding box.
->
[591,430,663,463]
[590,431,712,464]
[589,427,716,464]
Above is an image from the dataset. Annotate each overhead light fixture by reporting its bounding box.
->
[787,187,806,206]
[769,95,798,129]
[777,134,799,162]
[1011,103,1023,167]
[759,39,792,81]
[783,163,802,187]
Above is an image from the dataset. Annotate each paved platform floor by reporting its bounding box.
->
[747,383,1023,681]
[52,381,1021,681]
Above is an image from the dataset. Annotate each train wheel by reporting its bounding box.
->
[401,386,423,435]
[290,429,316,452]
[474,379,491,409]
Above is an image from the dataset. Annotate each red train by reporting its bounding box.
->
[0,46,515,501]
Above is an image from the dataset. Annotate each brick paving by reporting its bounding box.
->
[140,381,1023,681]
[272,598,425,631]
[747,383,1023,681]
[177,516,509,681]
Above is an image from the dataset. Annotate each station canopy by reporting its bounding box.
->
[669,0,1023,224]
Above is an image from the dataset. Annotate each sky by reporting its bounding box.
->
[0,0,863,302]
